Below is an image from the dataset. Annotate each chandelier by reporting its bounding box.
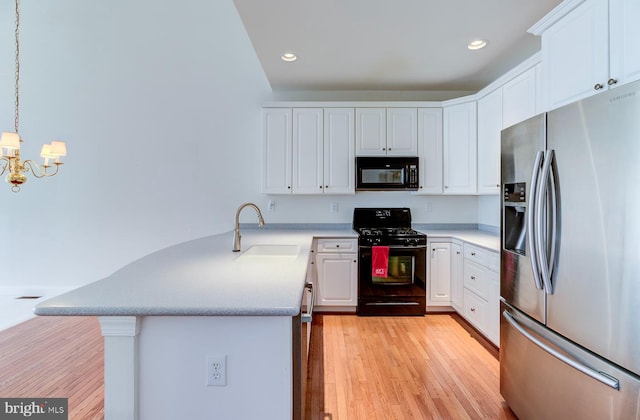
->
[0,0,67,192]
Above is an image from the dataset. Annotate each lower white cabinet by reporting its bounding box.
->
[461,243,500,347]
[314,238,358,311]
[427,241,452,306]
[450,241,464,312]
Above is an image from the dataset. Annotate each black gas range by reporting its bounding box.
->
[353,208,427,316]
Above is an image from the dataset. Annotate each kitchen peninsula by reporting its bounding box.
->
[34,226,498,420]
[34,229,354,420]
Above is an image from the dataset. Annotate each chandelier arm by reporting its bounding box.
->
[22,160,59,178]
[0,157,10,176]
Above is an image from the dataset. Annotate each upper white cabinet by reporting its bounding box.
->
[502,66,537,129]
[443,101,477,194]
[477,89,503,195]
[532,0,640,111]
[415,108,443,194]
[263,107,355,195]
[263,108,292,194]
[292,108,324,194]
[323,108,356,194]
[356,108,417,156]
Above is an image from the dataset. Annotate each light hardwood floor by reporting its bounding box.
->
[0,314,516,419]
[305,314,516,420]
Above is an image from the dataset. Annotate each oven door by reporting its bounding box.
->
[357,245,426,315]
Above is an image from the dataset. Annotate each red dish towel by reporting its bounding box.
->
[372,246,390,278]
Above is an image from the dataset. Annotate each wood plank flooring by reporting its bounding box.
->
[305,314,516,420]
[0,316,104,420]
[0,314,516,420]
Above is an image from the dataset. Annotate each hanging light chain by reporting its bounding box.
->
[14,0,20,134]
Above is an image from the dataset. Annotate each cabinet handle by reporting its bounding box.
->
[325,185,328,188]
[319,186,323,189]
[471,252,476,256]
[336,244,340,247]
[445,186,449,189]
[288,186,291,189]
[594,83,604,90]
[382,147,386,151]
[353,260,357,263]
[471,307,476,312]
[608,78,618,86]
[456,251,461,255]
[471,276,476,280]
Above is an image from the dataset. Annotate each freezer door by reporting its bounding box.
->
[500,303,640,420]
[546,80,640,377]
[500,114,546,323]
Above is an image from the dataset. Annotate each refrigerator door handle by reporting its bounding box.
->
[527,151,544,290]
[502,310,620,390]
[535,150,555,294]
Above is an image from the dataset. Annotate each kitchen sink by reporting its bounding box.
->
[235,244,300,261]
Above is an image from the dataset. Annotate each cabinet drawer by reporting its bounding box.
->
[463,243,489,266]
[463,260,488,299]
[316,238,357,253]
[463,288,488,332]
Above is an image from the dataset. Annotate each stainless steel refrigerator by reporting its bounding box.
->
[500,79,640,419]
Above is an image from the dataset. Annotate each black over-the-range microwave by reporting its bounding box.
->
[355,156,419,191]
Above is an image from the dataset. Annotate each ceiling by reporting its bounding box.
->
[233,0,563,93]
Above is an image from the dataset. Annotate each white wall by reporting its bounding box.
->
[0,0,271,292]
[0,0,495,294]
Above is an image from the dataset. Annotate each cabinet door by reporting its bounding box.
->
[477,89,503,195]
[416,108,443,194]
[428,242,452,305]
[323,108,355,194]
[443,101,477,194]
[609,0,640,86]
[502,67,537,129]
[540,0,609,110]
[355,108,386,156]
[450,242,464,312]
[316,253,358,307]
[486,267,500,347]
[386,108,418,155]
[262,108,292,194]
[292,108,323,194]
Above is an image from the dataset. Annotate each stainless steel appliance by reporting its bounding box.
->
[353,208,426,315]
[356,156,419,191]
[500,80,640,419]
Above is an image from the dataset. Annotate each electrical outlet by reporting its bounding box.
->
[330,203,338,213]
[206,354,226,386]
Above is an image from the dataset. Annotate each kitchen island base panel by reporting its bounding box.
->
[99,316,294,420]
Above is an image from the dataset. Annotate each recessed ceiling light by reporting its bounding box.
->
[468,40,487,50]
[281,52,297,62]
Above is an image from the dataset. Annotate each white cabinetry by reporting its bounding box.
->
[502,66,538,129]
[476,89,503,195]
[292,108,324,194]
[263,108,355,195]
[533,0,640,111]
[450,241,464,312]
[461,243,500,346]
[263,108,292,194]
[427,241,452,306]
[356,108,417,156]
[314,238,358,311]
[443,101,477,194]
[323,108,355,194]
[415,108,443,194]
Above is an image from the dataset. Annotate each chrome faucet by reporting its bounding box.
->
[233,202,265,252]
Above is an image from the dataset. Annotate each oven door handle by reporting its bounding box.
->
[361,245,426,250]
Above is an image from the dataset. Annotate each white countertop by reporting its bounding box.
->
[34,227,497,318]
[34,229,355,317]
[418,229,499,251]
